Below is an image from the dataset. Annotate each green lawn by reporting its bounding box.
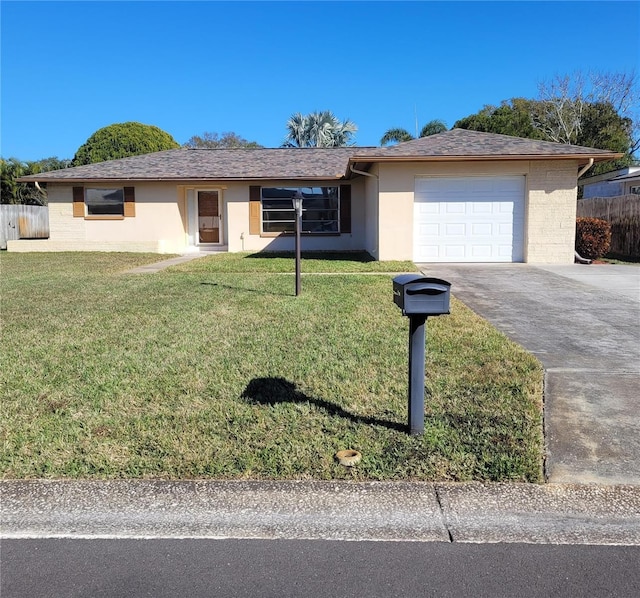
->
[0,252,544,482]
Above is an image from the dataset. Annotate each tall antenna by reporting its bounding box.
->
[414,104,419,138]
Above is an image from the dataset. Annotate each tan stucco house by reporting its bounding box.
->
[13,129,621,263]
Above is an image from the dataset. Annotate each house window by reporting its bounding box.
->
[630,186,640,195]
[261,187,339,234]
[85,188,125,216]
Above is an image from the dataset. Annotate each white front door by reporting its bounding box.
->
[413,176,525,262]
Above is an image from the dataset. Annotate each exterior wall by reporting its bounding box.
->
[525,160,579,263]
[11,183,188,253]
[623,178,640,195]
[8,160,581,263]
[8,179,368,255]
[582,166,640,199]
[376,160,579,264]
[377,161,530,261]
[226,179,367,253]
[583,180,624,198]
[363,164,380,259]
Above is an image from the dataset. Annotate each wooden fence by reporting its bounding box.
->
[577,195,640,258]
[0,205,49,250]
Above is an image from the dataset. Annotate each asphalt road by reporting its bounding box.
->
[3,538,639,598]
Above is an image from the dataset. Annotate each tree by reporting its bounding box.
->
[183,131,262,149]
[1,156,71,205]
[283,111,357,147]
[72,122,180,166]
[454,72,637,175]
[534,71,638,157]
[380,119,448,145]
[454,99,544,139]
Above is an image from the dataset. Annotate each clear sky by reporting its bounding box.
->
[1,0,638,161]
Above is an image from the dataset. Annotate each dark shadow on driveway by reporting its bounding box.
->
[242,377,406,433]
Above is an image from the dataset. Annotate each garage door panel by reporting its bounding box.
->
[445,203,466,214]
[418,223,440,237]
[471,245,493,257]
[445,223,466,236]
[472,223,493,236]
[414,176,525,263]
[444,246,465,258]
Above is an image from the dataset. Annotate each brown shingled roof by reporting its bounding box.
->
[350,128,623,165]
[19,129,622,183]
[19,147,371,183]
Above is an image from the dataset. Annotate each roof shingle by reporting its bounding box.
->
[19,129,622,183]
[352,129,623,161]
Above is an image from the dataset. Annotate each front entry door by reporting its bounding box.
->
[197,191,220,244]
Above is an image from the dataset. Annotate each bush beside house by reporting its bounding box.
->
[575,217,612,260]
[577,195,640,258]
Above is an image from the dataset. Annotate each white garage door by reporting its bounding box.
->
[414,176,525,263]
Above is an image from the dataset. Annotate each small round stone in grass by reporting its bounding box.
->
[335,450,362,467]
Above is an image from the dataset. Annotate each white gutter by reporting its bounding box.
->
[577,158,595,179]
[350,164,377,178]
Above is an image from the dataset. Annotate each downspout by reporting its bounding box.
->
[349,164,379,258]
[577,158,594,179]
[574,158,595,264]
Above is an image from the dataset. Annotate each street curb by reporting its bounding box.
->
[2,480,639,545]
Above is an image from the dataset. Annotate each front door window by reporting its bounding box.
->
[198,191,220,244]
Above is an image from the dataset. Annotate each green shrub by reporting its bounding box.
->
[576,217,612,260]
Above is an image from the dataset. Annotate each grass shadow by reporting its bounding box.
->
[245,250,376,263]
[242,376,406,433]
[200,282,291,297]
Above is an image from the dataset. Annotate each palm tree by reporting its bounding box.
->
[380,119,448,146]
[283,111,357,147]
[380,128,415,145]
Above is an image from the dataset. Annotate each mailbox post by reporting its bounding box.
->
[393,275,451,435]
[292,191,303,296]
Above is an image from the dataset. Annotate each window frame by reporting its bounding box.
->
[84,187,126,219]
[260,186,340,236]
[72,186,135,219]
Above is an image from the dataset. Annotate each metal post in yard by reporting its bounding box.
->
[292,191,303,296]
[408,315,427,435]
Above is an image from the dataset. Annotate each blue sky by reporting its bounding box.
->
[1,0,638,161]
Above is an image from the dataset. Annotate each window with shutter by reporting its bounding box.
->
[124,187,135,217]
[72,187,85,217]
[249,186,261,234]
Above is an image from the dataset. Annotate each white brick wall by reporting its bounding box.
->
[526,160,579,263]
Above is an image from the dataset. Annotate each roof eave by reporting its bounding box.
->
[349,153,623,166]
[18,175,347,183]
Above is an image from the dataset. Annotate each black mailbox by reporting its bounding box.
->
[393,274,451,316]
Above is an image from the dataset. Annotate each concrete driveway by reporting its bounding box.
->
[418,263,640,485]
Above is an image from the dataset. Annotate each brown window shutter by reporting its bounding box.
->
[72,186,85,217]
[249,185,261,235]
[124,187,135,217]
[340,184,351,233]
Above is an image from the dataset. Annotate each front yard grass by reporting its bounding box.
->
[1,252,544,482]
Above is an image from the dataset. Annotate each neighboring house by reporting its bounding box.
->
[581,165,640,198]
[13,129,620,263]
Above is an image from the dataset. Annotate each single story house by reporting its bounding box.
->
[581,165,640,198]
[13,129,621,263]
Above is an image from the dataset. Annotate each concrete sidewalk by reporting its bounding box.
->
[124,252,213,274]
[2,480,639,545]
[419,264,640,486]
